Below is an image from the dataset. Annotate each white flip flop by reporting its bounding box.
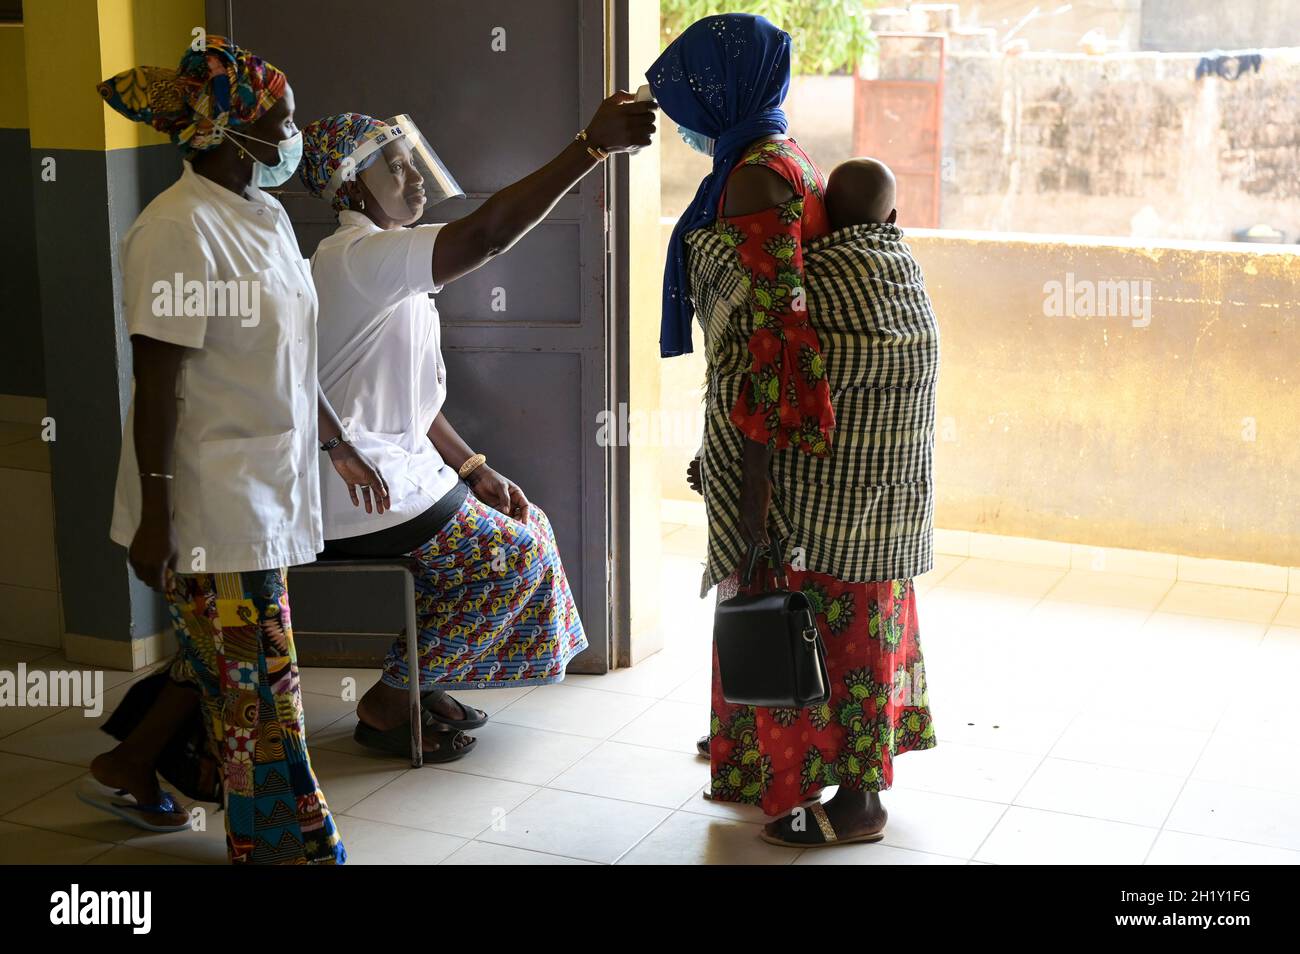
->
[76,777,191,833]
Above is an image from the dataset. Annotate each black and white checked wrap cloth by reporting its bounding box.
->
[685,221,940,593]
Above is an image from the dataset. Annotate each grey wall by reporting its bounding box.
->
[31,143,183,642]
[1,127,45,397]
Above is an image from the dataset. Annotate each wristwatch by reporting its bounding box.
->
[320,436,345,452]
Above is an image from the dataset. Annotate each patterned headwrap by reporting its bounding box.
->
[97,35,287,156]
[647,14,792,358]
[299,113,388,212]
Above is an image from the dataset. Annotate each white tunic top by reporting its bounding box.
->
[110,161,323,573]
[310,211,458,540]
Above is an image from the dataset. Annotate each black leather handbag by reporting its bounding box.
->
[713,538,831,708]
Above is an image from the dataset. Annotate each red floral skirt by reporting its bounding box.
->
[709,569,937,817]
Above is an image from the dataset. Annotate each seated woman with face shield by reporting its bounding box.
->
[298,99,655,761]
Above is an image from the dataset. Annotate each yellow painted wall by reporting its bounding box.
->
[24,0,109,150]
[24,0,204,151]
[98,0,206,150]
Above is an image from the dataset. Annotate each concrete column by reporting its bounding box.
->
[24,0,204,669]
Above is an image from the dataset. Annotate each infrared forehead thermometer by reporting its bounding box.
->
[627,84,655,153]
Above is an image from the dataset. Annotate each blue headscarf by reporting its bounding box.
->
[647,14,792,358]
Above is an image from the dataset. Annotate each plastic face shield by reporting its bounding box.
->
[324,115,463,223]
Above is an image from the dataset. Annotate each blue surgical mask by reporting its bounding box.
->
[677,124,716,157]
[224,127,304,188]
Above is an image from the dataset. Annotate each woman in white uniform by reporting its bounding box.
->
[85,38,388,864]
[297,98,655,760]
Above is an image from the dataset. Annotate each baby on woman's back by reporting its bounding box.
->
[801,156,938,380]
[824,156,898,230]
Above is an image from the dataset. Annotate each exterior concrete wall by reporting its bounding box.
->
[656,223,1300,567]
[873,1,1300,55]
[1141,0,1300,52]
[915,229,1298,565]
[664,48,1300,242]
[942,47,1300,242]
[876,1,1143,52]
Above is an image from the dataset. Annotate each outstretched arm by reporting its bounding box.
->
[431,91,656,286]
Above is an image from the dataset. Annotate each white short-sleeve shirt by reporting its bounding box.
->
[109,161,323,573]
[310,211,458,540]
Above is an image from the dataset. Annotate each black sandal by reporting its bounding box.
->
[353,714,477,763]
[421,688,489,730]
[760,802,886,848]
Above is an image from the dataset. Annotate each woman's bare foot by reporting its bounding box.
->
[365,681,480,726]
[423,690,480,725]
[356,687,474,756]
[89,748,189,828]
[763,788,887,846]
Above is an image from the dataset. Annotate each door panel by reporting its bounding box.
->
[213,0,612,670]
[435,221,584,324]
[440,349,586,575]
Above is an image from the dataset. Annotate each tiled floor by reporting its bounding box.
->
[2,526,1299,865]
[0,419,61,648]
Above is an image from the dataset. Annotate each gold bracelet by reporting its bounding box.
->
[575,129,608,161]
[458,453,487,480]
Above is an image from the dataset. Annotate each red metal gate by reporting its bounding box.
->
[852,33,946,228]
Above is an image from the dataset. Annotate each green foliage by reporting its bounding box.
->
[660,0,877,75]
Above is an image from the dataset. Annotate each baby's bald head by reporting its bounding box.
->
[826,158,897,231]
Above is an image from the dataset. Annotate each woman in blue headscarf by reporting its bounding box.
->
[648,14,936,849]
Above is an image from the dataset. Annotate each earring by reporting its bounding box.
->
[220,128,249,161]
[358,197,365,211]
